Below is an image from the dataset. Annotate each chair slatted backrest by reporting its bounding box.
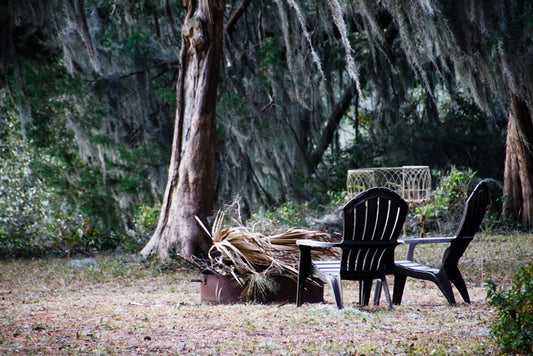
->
[340,188,408,279]
[444,181,489,267]
[455,181,489,238]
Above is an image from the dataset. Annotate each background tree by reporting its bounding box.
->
[1,0,526,258]
[141,0,225,258]
[145,0,529,257]
[212,0,507,211]
[345,0,533,228]
[0,0,180,235]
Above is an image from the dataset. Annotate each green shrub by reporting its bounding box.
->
[249,201,311,230]
[0,115,121,256]
[431,167,477,215]
[326,190,350,208]
[1,119,66,255]
[124,205,161,252]
[486,263,533,355]
[414,167,478,234]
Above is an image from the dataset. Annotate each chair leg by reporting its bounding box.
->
[374,279,382,306]
[296,246,312,307]
[435,272,457,306]
[447,267,470,304]
[296,271,308,307]
[328,276,343,309]
[380,278,393,310]
[393,274,407,305]
[359,280,372,306]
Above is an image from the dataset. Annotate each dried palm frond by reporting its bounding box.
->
[198,211,335,274]
[241,273,279,303]
[193,206,338,298]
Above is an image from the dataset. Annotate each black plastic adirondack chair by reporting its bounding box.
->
[392,180,489,306]
[296,187,408,310]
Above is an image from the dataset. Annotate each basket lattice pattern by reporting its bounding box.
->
[347,166,431,204]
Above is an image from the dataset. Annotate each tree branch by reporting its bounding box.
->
[310,85,355,168]
[224,0,252,34]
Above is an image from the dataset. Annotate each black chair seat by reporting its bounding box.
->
[395,260,440,275]
[313,261,340,273]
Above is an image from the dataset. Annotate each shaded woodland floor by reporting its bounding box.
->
[1,233,532,355]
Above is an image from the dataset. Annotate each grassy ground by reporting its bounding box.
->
[1,233,532,355]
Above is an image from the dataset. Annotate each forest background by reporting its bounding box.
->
[0,0,530,257]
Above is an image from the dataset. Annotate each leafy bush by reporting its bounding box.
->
[486,263,533,355]
[250,201,312,230]
[438,167,477,211]
[0,113,122,256]
[0,118,79,256]
[124,205,161,252]
[414,167,478,234]
[432,167,477,215]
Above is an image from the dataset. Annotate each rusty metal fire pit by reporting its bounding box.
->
[200,273,324,305]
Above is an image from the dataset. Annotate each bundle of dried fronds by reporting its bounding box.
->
[194,210,336,289]
[241,273,279,303]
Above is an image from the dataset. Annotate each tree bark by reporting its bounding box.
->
[503,95,533,230]
[141,0,225,258]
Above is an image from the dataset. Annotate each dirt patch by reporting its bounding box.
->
[0,261,494,354]
[3,233,532,354]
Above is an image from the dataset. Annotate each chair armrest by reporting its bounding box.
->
[296,240,340,248]
[296,240,398,248]
[400,237,454,245]
[399,237,455,261]
[339,240,399,247]
[296,240,339,279]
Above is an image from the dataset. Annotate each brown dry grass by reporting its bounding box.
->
[1,233,532,355]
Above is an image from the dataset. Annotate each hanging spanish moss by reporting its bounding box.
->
[348,0,533,227]
[0,0,182,230]
[278,0,530,226]
[362,0,532,114]
[2,0,524,238]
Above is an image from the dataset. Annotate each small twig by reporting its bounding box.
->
[176,253,205,271]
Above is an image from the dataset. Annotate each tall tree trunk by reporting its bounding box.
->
[503,95,533,230]
[141,0,225,258]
